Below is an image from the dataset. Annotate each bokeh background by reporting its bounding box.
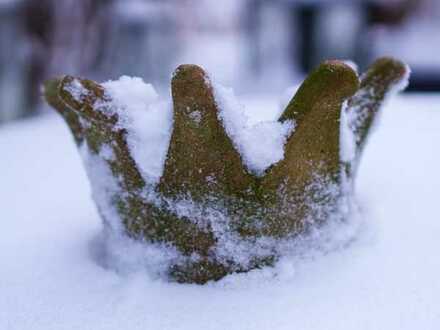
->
[1,0,439,123]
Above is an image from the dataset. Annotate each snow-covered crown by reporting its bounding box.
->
[44,58,409,284]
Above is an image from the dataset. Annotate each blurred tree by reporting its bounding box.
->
[245,0,421,74]
[0,0,28,122]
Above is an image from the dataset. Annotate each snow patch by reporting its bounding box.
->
[340,101,357,164]
[213,83,294,175]
[102,76,173,184]
[80,143,123,233]
[63,78,89,102]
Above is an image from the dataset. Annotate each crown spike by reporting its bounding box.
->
[261,61,359,232]
[346,57,408,171]
[45,75,217,257]
[158,64,256,202]
[43,77,84,145]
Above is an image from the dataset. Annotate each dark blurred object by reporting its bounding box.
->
[293,2,366,74]
[1,0,439,124]
[21,0,112,106]
[367,0,418,26]
[407,71,440,92]
[0,0,112,123]
[367,0,440,92]
[0,0,178,123]
[21,0,54,113]
[246,0,439,92]
[294,0,419,73]
[0,0,29,123]
[293,5,315,75]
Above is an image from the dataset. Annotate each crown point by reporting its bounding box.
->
[280,61,359,123]
[160,64,253,201]
[346,57,409,168]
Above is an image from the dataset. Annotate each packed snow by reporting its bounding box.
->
[100,76,172,183]
[214,82,294,175]
[1,93,440,329]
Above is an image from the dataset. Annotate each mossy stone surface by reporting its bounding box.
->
[261,61,359,234]
[158,65,257,201]
[44,78,84,145]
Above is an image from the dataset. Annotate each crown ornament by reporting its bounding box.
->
[44,57,408,283]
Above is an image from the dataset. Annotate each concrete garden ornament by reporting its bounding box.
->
[44,57,409,284]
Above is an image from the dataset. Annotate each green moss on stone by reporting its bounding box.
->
[43,78,84,145]
[261,61,359,234]
[158,65,257,201]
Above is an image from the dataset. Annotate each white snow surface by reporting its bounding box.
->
[102,76,173,183]
[1,94,440,329]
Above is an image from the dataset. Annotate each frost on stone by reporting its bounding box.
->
[43,57,409,284]
[344,57,410,173]
[63,78,89,103]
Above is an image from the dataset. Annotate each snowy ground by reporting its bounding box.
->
[1,93,440,330]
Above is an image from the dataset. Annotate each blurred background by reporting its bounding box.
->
[1,0,439,123]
